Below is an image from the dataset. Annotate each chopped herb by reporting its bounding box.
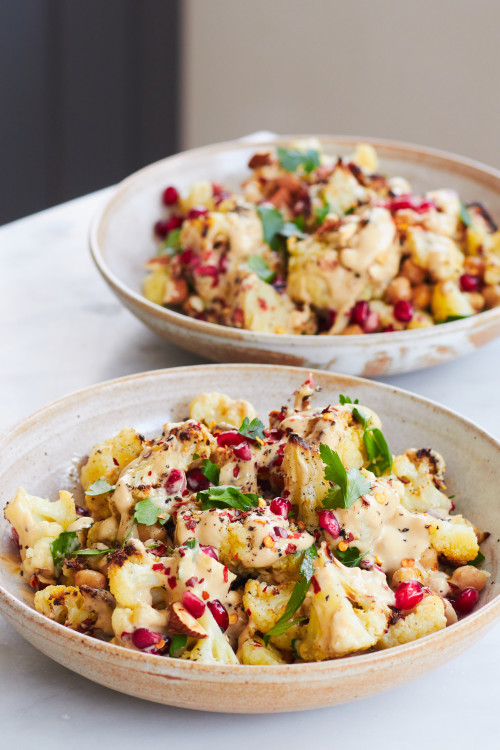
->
[291,638,301,660]
[184,539,199,550]
[264,545,318,644]
[134,498,166,526]
[86,478,116,496]
[294,215,306,232]
[197,485,260,511]
[315,203,330,225]
[467,550,485,568]
[50,531,80,575]
[334,546,367,567]
[459,202,472,228]
[169,633,188,657]
[448,495,455,500]
[248,255,275,283]
[277,147,320,174]
[339,394,359,405]
[364,428,392,477]
[352,406,371,429]
[344,206,355,216]
[193,453,200,460]
[319,444,372,510]
[200,458,220,486]
[74,547,115,556]
[257,205,284,251]
[239,416,266,441]
[157,228,182,256]
[438,315,471,324]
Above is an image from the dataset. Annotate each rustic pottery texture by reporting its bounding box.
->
[89,135,500,376]
[0,365,498,712]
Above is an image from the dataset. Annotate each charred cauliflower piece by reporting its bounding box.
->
[189,392,257,428]
[239,636,287,665]
[34,584,115,635]
[392,448,451,513]
[428,515,479,565]
[183,607,239,665]
[377,595,446,649]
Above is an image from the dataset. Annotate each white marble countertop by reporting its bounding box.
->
[1,190,499,747]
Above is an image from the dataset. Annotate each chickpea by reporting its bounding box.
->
[137,522,168,543]
[426,571,451,597]
[75,569,106,589]
[420,547,439,571]
[341,324,364,335]
[391,567,423,587]
[465,291,485,312]
[443,598,458,626]
[449,565,488,592]
[401,258,427,285]
[463,256,485,276]
[164,278,188,305]
[384,276,412,304]
[482,284,500,309]
[411,283,432,309]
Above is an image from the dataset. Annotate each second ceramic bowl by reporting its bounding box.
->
[89,134,500,376]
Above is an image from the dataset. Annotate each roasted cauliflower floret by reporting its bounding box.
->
[189,392,257,428]
[392,448,451,513]
[243,579,297,634]
[377,595,446,649]
[407,230,464,281]
[239,636,287,665]
[431,280,474,322]
[183,608,239,665]
[282,435,328,529]
[428,515,479,565]
[4,488,79,579]
[297,551,393,661]
[34,584,115,634]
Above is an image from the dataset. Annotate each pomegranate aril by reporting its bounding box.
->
[186,468,209,492]
[207,599,229,631]
[188,206,208,219]
[200,545,219,561]
[270,497,291,519]
[182,590,206,619]
[166,215,183,232]
[217,431,243,447]
[350,300,370,326]
[452,587,479,615]
[132,628,163,649]
[162,186,179,206]
[154,220,170,238]
[273,526,288,539]
[393,300,414,323]
[233,442,252,461]
[165,468,187,495]
[459,273,480,293]
[317,510,340,538]
[394,580,424,610]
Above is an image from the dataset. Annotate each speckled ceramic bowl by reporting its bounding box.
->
[89,135,500,377]
[0,365,499,712]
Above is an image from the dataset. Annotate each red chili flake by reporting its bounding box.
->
[344,532,354,543]
[182,488,190,496]
[233,465,240,478]
[232,308,244,326]
[223,566,229,583]
[164,567,171,574]
[167,576,177,589]
[185,576,198,588]
[450,501,456,511]
[258,297,268,311]
[112,457,119,466]
[185,518,197,531]
[285,543,297,554]
[311,576,321,594]
[273,526,288,539]
[246,608,252,616]
[234,552,239,560]
[152,563,164,571]
[282,490,290,498]
[290,532,302,539]
[202,590,210,600]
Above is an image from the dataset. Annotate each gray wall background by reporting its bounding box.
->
[182,0,500,168]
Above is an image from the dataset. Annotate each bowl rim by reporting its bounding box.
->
[1,362,499,679]
[89,133,500,348]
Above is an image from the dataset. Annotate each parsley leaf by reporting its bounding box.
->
[157,228,182,256]
[467,550,485,568]
[248,255,275,283]
[74,547,115,556]
[169,634,188,657]
[334,546,367,567]
[437,314,471,324]
[239,416,266,441]
[315,203,330,225]
[352,406,371,429]
[277,147,320,174]
[263,545,318,644]
[319,444,372,509]
[184,539,199,550]
[339,394,359,405]
[197,485,260,511]
[200,458,220,486]
[459,202,472,228]
[280,221,306,240]
[50,531,80,575]
[364,428,392,477]
[257,205,284,251]
[86,478,116,496]
[134,498,165,526]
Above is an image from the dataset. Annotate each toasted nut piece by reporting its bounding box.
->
[474,527,490,544]
[137,522,168,543]
[248,152,273,169]
[420,547,439,570]
[401,258,427,285]
[392,567,423,587]
[263,535,275,548]
[412,283,432,309]
[463,256,485,276]
[164,278,188,305]
[385,276,412,304]
[168,601,208,638]
[269,186,291,208]
[75,569,106,588]
[482,284,500,309]
[450,565,489,591]
[341,324,364,336]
